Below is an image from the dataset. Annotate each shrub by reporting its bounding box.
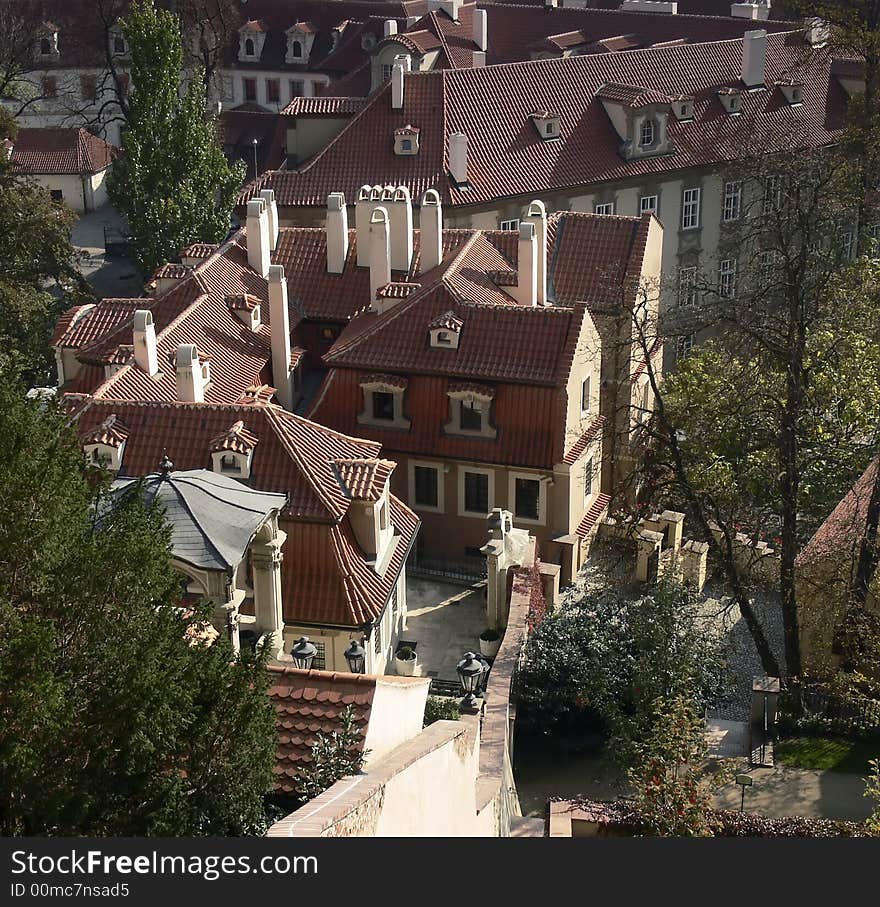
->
[424,696,461,727]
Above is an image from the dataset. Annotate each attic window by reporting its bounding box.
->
[209,420,258,480]
[428,311,463,348]
[245,37,255,56]
[530,111,561,141]
[40,37,52,55]
[718,88,742,115]
[673,96,694,120]
[777,81,803,106]
[291,40,302,58]
[394,125,420,156]
[639,118,656,148]
[445,385,496,439]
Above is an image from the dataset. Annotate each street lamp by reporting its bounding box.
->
[251,137,258,176]
[456,651,484,711]
[473,651,490,696]
[290,635,317,669]
[344,639,366,674]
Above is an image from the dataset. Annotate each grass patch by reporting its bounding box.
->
[776,736,879,774]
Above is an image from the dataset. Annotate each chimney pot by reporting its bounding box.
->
[175,343,204,403]
[133,309,158,376]
[419,190,443,273]
[472,50,486,68]
[259,188,279,252]
[326,192,349,274]
[384,19,398,37]
[369,206,391,306]
[448,132,468,185]
[741,29,767,88]
[246,198,270,277]
[523,200,548,306]
[387,185,414,272]
[268,264,293,410]
[391,62,405,109]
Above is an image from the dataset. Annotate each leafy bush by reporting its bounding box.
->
[294,705,369,802]
[424,696,461,727]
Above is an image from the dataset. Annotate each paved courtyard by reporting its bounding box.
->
[71,205,144,298]
[397,577,488,681]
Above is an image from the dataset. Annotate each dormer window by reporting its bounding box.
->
[245,37,255,56]
[109,28,128,57]
[777,80,804,106]
[40,37,52,56]
[362,33,377,51]
[394,125,420,156]
[226,293,262,331]
[209,421,258,480]
[358,375,411,430]
[445,384,496,439]
[428,311,462,348]
[596,83,674,161]
[530,111,561,141]
[718,88,742,115]
[81,414,129,473]
[239,20,268,62]
[639,118,656,148]
[673,96,694,120]
[285,23,316,64]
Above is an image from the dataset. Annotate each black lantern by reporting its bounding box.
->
[344,639,366,674]
[291,635,317,669]
[473,651,490,696]
[457,651,484,710]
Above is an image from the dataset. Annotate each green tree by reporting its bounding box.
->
[0,109,91,385]
[294,705,369,802]
[108,0,244,277]
[866,758,880,836]
[0,368,277,835]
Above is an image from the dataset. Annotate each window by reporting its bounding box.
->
[291,40,303,58]
[114,35,126,54]
[42,76,57,98]
[763,175,782,215]
[584,457,594,503]
[245,37,255,57]
[639,195,658,215]
[413,465,439,509]
[289,79,304,98]
[382,63,394,82]
[460,399,483,432]
[677,334,694,359]
[594,202,615,215]
[220,453,240,473]
[40,37,52,55]
[244,78,257,102]
[374,621,382,656]
[463,471,490,515]
[514,476,541,522]
[722,181,742,223]
[678,266,697,307]
[719,259,737,298]
[581,375,591,413]
[758,251,777,286]
[312,640,326,671]
[50,189,63,201]
[842,232,854,260]
[545,122,554,135]
[80,75,97,101]
[378,500,388,531]
[319,326,336,341]
[372,391,395,421]
[401,138,412,151]
[640,119,656,147]
[681,188,700,230]
[499,218,519,231]
[266,79,280,103]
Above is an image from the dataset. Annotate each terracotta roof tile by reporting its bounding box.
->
[10,127,115,174]
[563,415,605,465]
[209,420,259,454]
[577,492,611,538]
[334,458,396,501]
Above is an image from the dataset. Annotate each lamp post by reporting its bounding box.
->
[344,639,366,674]
[473,651,490,697]
[251,137,258,177]
[290,635,317,669]
[456,651,484,711]
[735,774,753,814]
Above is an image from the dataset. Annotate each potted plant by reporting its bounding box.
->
[394,645,418,676]
[479,628,501,658]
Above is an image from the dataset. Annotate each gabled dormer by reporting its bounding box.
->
[775,78,804,106]
[109,25,129,58]
[428,311,463,349]
[285,22,317,64]
[226,293,262,331]
[717,86,743,115]
[334,458,397,570]
[671,94,694,121]
[210,421,258,479]
[36,22,60,61]
[596,83,674,161]
[394,124,420,155]
[82,414,129,472]
[530,111,561,141]
[238,20,268,62]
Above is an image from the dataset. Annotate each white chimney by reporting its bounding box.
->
[355,185,375,266]
[523,200,548,306]
[246,198,270,278]
[512,222,538,307]
[730,3,770,19]
[369,206,391,303]
[175,344,204,403]
[620,0,678,11]
[326,192,349,274]
[472,51,486,68]
[133,309,158,376]
[391,61,405,110]
[473,8,487,52]
[741,29,767,88]
[387,186,414,272]
[259,188,279,252]
[545,0,558,7]
[384,19,398,37]
[420,189,443,273]
[268,265,293,410]
[448,132,468,185]
[436,0,461,19]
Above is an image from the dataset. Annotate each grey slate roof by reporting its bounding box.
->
[111,468,288,572]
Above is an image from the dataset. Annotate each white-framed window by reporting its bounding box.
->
[842,231,854,260]
[408,460,444,513]
[763,175,782,215]
[594,202,615,215]
[678,266,697,307]
[639,119,656,148]
[583,457,594,504]
[681,188,701,230]
[458,467,493,517]
[509,472,545,525]
[677,334,694,359]
[719,259,737,298]
[722,181,742,223]
[445,389,496,438]
[381,63,394,82]
[639,195,658,215]
[581,374,592,414]
[289,79,304,99]
[499,218,520,231]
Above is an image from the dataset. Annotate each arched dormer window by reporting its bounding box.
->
[245,37,254,57]
[40,37,52,55]
[640,119,656,148]
[292,40,302,58]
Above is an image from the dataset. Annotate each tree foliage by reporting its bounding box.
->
[0,369,277,835]
[107,0,244,277]
[294,705,369,803]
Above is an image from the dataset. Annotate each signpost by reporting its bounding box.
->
[736,774,753,814]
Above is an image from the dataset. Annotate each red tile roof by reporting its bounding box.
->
[268,665,376,792]
[282,96,367,116]
[209,420,260,454]
[563,415,605,465]
[10,127,116,175]
[53,299,144,350]
[247,31,842,210]
[81,413,129,448]
[334,457,396,501]
[577,492,611,538]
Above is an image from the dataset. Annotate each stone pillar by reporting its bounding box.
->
[659,510,685,554]
[680,539,709,592]
[250,527,287,660]
[636,529,664,583]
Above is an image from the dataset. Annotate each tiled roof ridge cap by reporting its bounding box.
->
[266,664,380,685]
[269,402,383,452]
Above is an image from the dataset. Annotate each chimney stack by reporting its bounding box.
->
[175,344,204,403]
[326,192,349,274]
[741,29,767,88]
[387,186,414,272]
[369,206,391,303]
[384,19,398,37]
[473,8,487,52]
[545,0,558,6]
[523,200,548,306]
[391,61,405,109]
[448,132,468,185]
[133,309,158,376]
[268,265,293,410]
[246,198,270,277]
[259,188,279,252]
[512,222,538,307]
[472,51,486,68]
[420,190,443,272]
